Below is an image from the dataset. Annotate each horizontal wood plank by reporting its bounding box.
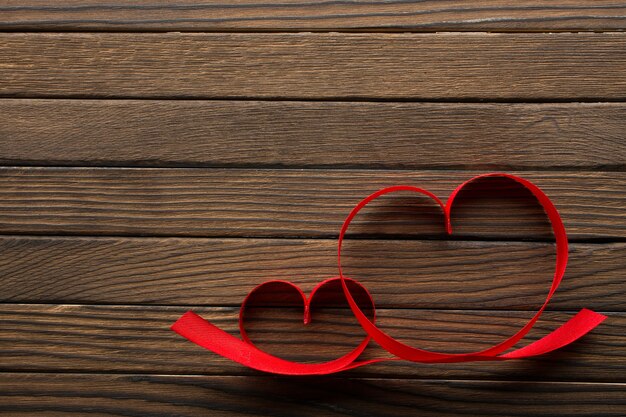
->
[2,100,625,170]
[0,305,622,381]
[1,236,624,310]
[0,168,623,240]
[1,373,624,416]
[1,1,626,32]
[2,33,626,100]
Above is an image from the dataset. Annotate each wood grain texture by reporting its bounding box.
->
[2,33,626,100]
[1,236,624,310]
[1,1,624,414]
[1,1,626,32]
[0,305,621,381]
[1,373,625,416]
[2,100,625,170]
[0,168,623,240]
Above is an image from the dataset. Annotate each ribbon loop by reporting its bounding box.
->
[172,173,606,375]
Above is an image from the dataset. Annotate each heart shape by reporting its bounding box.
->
[238,277,376,348]
[172,173,606,374]
[337,173,605,363]
[172,277,383,375]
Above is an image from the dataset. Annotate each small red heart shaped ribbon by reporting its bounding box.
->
[171,173,607,375]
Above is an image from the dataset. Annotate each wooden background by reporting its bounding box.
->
[1,1,626,415]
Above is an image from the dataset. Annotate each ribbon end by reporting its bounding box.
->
[171,310,200,333]
[501,308,607,359]
[580,308,608,325]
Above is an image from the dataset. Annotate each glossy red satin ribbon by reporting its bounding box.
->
[171,173,606,375]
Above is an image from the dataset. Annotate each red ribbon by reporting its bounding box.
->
[171,173,606,375]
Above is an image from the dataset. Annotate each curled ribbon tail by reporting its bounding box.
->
[171,310,373,375]
[501,309,607,359]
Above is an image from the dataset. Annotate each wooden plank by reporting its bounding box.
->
[1,1,626,32]
[0,305,621,381]
[0,168,623,240]
[2,100,625,170]
[1,236,624,310]
[2,33,626,100]
[1,373,624,416]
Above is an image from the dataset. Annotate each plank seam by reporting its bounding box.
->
[0,231,622,244]
[0,163,624,172]
[4,95,626,103]
[0,371,624,384]
[2,303,623,313]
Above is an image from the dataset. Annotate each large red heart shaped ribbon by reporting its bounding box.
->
[171,173,606,375]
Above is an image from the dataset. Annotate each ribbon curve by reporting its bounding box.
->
[171,173,606,375]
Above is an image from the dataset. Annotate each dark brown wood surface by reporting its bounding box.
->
[2,374,625,417]
[1,2,625,416]
[2,100,625,170]
[1,1,626,32]
[1,236,624,310]
[2,305,625,382]
[0,168,623,239]
[2,33,626,100]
